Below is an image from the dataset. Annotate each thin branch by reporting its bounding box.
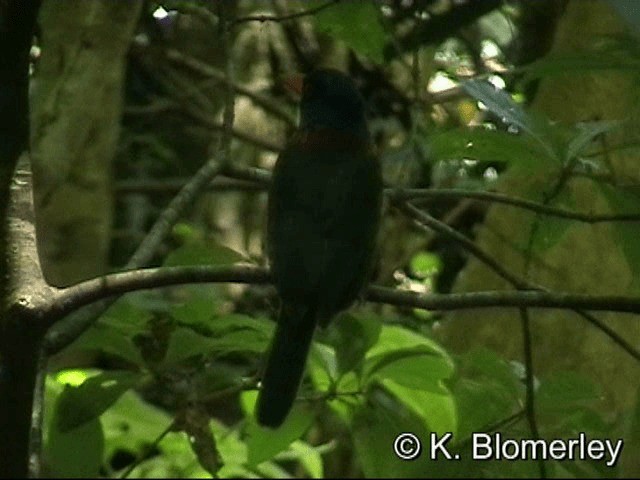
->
[119,420,175,478]
[457,409,525,450]
[231,0,340,25]
[573,309,640,362]
[519,308,546,478]
[399,188,640,223]
[115,177,266,195]
[38,264,640,329]
[394,198,640,362]
[395,199,534,289]
[165,48,296,127]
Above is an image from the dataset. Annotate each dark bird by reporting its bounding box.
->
[256,69,383,428]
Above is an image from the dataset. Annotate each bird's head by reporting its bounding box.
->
[297,68,369,141]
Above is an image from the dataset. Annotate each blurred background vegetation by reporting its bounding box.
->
[28,0,640,477]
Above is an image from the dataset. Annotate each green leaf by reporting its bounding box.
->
[457,348,523,401]
[47,414,104,478]
[241,391,315,467]
[163,327,217,365]
[315,1,387,63]
[565,121,619,163]
[382,379,457,437]
[101,390,173,462]
[461,79,557,159]
[366,325,450,359]
[69,323,145,366]
[365,346,453,392]
[289,441,324,479]
[537,371,602,412]
[55,370,143,432]
[164,242,246,267]
[451,378,516,441]
[321,312,381,376]
[429,127,555,170]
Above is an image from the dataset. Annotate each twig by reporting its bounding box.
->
[394,199,640,361]
[519,308,546,478]
[457,409,525,450]
[165,48,296,127]
[395,199,533,289]
[231,0,340,25]
[120,420,175,478]
[399,188,640,223]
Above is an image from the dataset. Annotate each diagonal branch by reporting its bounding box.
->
[398,188,640,223]
[393,197,640,362]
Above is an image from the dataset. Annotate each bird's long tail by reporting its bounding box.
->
[256,304,317,428]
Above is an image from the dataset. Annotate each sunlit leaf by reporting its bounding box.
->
[461,79,557,158]
[241,391,314,467]
[55,370,143,432]
[429,127,556,169]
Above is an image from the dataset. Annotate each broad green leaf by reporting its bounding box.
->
[241,391,314,467]
[163,327,217,365]
[537,371,602,412]
[164,242,246,267]
[101,390,173,461]
[68,323,145,366]
[47,414,104,478]
[380,379,457,437]
[429,127,555,169]
[451,377,516,441]
[170,285,220,328]
[55,370,143,432]
[207,313,274,338]
[366,325,450,359]
[461,79,557,159]
[308,342,337,392]
[350,396,464,478]
[321,312,382,376]
[365,346,453,392]
[289,441,324,479]
[315,1,386,63]
[457,348,523,401]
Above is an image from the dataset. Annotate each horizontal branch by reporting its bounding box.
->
[43,264,640,331]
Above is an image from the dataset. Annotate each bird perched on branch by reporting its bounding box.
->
[256,69,383,428]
